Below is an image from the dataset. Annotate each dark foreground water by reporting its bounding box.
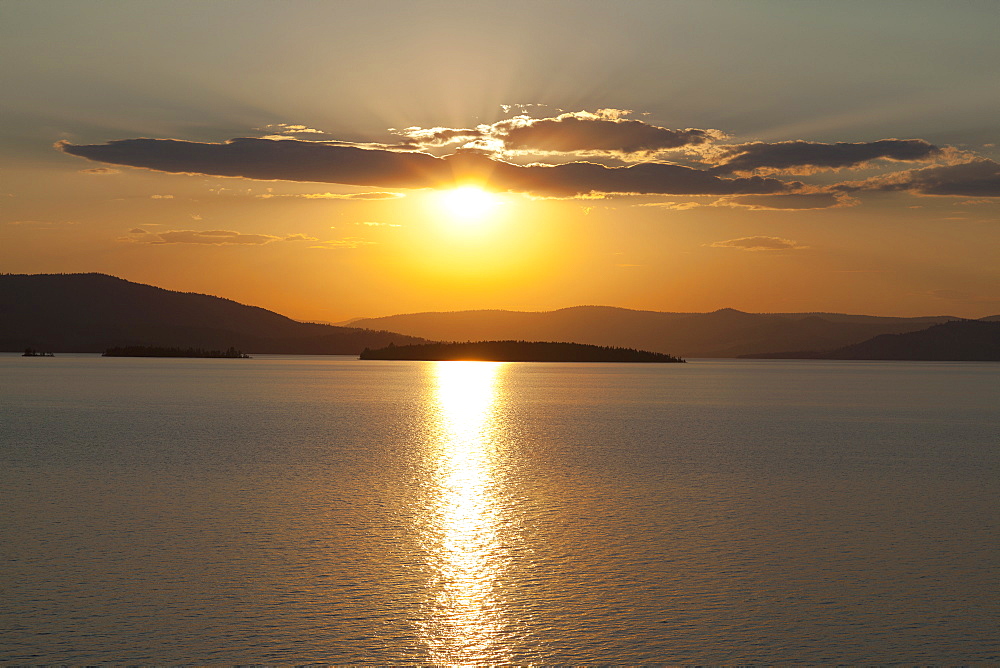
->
[1,354,997,664]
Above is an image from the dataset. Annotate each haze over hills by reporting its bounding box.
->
[0,273,426,354]
[348,307,969,358]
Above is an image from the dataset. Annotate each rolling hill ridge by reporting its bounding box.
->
[0,273,426,354]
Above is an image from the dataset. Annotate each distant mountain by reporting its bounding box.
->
[743,319,1000,361]
[0,273,426,354]
[348,306,965,358]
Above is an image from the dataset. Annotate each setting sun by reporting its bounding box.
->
[438,186,501,222]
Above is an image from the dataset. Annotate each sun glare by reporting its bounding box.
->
[438,186,501,222]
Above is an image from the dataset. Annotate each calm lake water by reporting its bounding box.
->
[1,354,997,664]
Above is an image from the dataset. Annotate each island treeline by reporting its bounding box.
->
[360,340,685,363]
[103,345,251,358]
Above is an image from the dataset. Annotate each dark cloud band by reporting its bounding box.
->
[58,138,792,197]
[710,139,940,174]
[495,115,714,154]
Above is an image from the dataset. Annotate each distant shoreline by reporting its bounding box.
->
[103,345,251,359]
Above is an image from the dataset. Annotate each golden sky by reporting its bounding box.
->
[2,1,999,321]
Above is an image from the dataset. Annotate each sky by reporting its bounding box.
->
[2,0,999,321]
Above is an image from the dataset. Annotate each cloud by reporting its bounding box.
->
[485,155,793,197]
[149,194,174,199]
[59,108,1000,211]
[128,227,147,234]
[283,233,319,241]
[136,229,283,245]
[309,237,376,249]
[639,201,702,210]
[58,138,446,189]
[709,236,807,251]
[79,167,120,175]
[394,109,721,157]
[58,137,793,198]
[256,191,404,200]
[709,139,940,175]
[490,110,720,155]
[390,126,484,149]
[714,192,853,210]
[838,159,1000,197]
[258,123,326,134]
[356,221,401,227]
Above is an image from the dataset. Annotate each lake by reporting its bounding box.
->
[1,354,997,663]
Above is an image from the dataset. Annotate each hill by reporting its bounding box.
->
[0,273,426,354]
[742,320,1000,360]
[360,340,684,362]
[348,306,966,358]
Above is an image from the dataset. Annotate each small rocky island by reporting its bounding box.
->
[103,345,251,358]
[360,340,684,363]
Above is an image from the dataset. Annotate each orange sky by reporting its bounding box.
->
[2,1,999,321]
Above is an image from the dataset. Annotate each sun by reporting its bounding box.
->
[437,186,501,222]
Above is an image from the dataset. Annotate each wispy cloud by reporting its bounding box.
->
[256,191,404,200]
[126,228,316,245]
[709,236,807,251]
[257,123,326,135]
[78,167,120,175]
[639,201,702,210]
[714,193,854,210]
[308,237,376,249]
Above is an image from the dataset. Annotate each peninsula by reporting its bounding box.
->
[359,340,685,363]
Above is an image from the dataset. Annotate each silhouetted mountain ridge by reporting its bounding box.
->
[0,273,426,353]
[743,320,1000,360]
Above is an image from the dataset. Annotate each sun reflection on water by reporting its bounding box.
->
[419,361,510,663]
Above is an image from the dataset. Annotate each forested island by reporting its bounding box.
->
[103,345,251,358]
[360,340,685,362]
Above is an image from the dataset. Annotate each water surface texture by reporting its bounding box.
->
[1,355,997,663]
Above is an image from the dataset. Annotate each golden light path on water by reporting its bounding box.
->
[419,361,510,663]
